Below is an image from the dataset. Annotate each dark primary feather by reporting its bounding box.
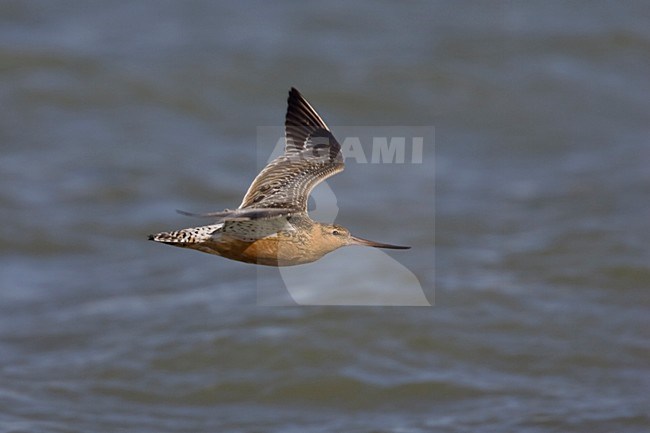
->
[285,87,330,152]
[238,88,344,212]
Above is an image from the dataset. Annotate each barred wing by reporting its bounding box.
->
[238,88,344,211]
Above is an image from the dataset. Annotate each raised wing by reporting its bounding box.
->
[238,88,344,212]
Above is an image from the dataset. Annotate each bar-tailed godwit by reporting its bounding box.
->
[149,88,409,266]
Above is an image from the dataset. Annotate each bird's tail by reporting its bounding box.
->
[148,224,221,245]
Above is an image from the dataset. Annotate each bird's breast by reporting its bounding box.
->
[208,234,316,266]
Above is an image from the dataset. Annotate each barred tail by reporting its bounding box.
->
[148,224,222,245]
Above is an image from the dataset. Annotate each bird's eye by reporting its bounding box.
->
[332,230,340,236]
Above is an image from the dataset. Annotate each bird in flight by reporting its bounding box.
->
[149,88,410,266]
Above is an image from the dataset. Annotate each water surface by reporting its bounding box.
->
[1,1,649,432]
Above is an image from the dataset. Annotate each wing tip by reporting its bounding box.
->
[288,87,305,106]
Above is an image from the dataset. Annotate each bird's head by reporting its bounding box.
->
[317,223,411,254]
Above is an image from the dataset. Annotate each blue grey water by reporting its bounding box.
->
[1,1,649,432]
